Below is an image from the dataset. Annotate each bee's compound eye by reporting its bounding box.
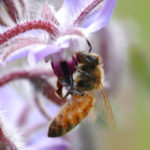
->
[86,55,98,65]
[76,52,99,65]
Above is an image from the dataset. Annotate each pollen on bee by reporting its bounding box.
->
[68,113,73,119]
[77,108,82,113]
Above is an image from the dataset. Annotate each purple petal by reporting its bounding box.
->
[0,25,7,33]
[28,45,62,66]
[57,0,92,26]
[0,55,2,66]
[83,0,117,33]
[27,134,70,150]
[3,47,30,64]
[1,44,62,66]
[0,85,26,125]
[57,0,78,26]
[23,100,60,131]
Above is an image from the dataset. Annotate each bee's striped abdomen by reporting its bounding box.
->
[48,94,94,137]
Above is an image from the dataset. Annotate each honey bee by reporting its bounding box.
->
[48,52,115,137]
[54,39,92,98]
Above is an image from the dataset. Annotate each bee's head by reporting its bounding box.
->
[76,52,100,66]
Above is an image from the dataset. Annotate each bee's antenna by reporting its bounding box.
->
[86,38,92,53]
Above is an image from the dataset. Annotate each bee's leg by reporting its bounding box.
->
[67,85,84,96]
[56,80,63,98]
[56,78,72,98]
[62,91,70,99]
[74,89,84,96]
[57,78,75,98]
[62,84,84,99]
[58,77,69,86]
[57,77,84,98]
[70,88,84,96]
[56,77,71,98]
[63,89,84,99]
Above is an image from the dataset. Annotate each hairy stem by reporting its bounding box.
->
[0,70,66,105]
[31,77,66,105]
[0,20,60,45]
[0,127,18,150]
[0,69,53,86]
[34,96,51,121]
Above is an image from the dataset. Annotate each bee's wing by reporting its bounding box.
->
[86,94,97,123]
[94,82,115,128]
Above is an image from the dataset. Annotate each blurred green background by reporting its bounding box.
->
[117,0,150,43]
[99,1,150,150]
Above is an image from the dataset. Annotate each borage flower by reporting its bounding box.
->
[0,0,117,149]
[0,0,117,74]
